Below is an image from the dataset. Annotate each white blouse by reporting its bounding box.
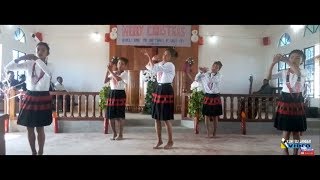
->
[145,62,175,83]
[272,69,306,93]
[108,71,128,90]
[195,71,222,94]
[5,59,52,91]
[54,82,67,91]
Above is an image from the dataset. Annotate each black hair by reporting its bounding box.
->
[57,76,62,80]
[289,49,306,64]
[213,61,223,70]
[165,47,178,58]
[110,57,119,65]
[118,57,128,65]
[37,42,50,55]
[7,71,14,74]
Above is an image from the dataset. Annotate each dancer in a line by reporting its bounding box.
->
[195,61,223,138]
[5,42,52,155]
[267,50,307,155]
[106,57,128,140]
[145,47,177,149]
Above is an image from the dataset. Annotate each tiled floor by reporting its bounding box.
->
[4,127,319,155]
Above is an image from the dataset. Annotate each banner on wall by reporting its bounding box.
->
[116,25,192,47]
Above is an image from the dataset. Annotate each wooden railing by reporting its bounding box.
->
[50,91,103,120]
[4,90,108,134]
[4,90,282,135]
[182,93,280,121]
[50,91,108,134]
[181,93,281,134]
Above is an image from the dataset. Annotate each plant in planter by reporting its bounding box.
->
[99,84,111,111]
[188,81,204,134]
[142,70,157,114]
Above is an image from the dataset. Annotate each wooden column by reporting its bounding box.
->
[139,70,146,108]
[0,114,9,155]
[173,71,184,113]
[126,70,140,112]
[8,89,16,123]
[52,112,59,133]
[3,89,18,133]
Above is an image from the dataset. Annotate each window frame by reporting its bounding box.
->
[278,33,291,47]
[14,28,26,43]
[303,46,315,98]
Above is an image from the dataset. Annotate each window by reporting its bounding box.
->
[304,25,319,37]
[304,46,315,98]
[277,54,289,88]
[278,33,291,47]
[12,49,26,78]
[14,28,26,43]
[314,44,320,99]
[315,53,320,99]
[12,49,26,61]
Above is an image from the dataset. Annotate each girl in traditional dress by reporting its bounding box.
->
[145,48,177,149]
[267,50,307,155]
[5,42,52,155]
[195,61,223,138]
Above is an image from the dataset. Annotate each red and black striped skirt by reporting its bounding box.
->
[202,93,222,116]
[274,92,307,132]
[18,91,52,127]
[106,90,126,119]
[152,83,174,120]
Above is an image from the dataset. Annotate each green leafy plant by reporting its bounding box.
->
[188,89,204,120]
[142,70,157,114]
[143,81,156,114]
[99,85,111,110]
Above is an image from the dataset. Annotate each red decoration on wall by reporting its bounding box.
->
[263,37,270,46]
[105,33,111,42]
[35,32,43,42]
[198,36,204,45]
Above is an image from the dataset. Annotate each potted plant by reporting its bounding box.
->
[142,70,157,114]
[188,81,204,134]
[99,84,111,111]
[99,84,111,134]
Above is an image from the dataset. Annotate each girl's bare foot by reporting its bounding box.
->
[116,135,123,140]
[164,141,174,149]
[206,133,213,138]
[153,141,163,149]
[212,133,216,138]
[110,134,117,140]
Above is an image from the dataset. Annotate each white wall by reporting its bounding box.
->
[2,25,318,108]
[265,26,319,56]
[264,25,320,108]
[45,33,109,92]
[0,25,273,94]
[1,25,110,92]
[199,25,267,94]
[264,25,320,75]
[0,25,37,79]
